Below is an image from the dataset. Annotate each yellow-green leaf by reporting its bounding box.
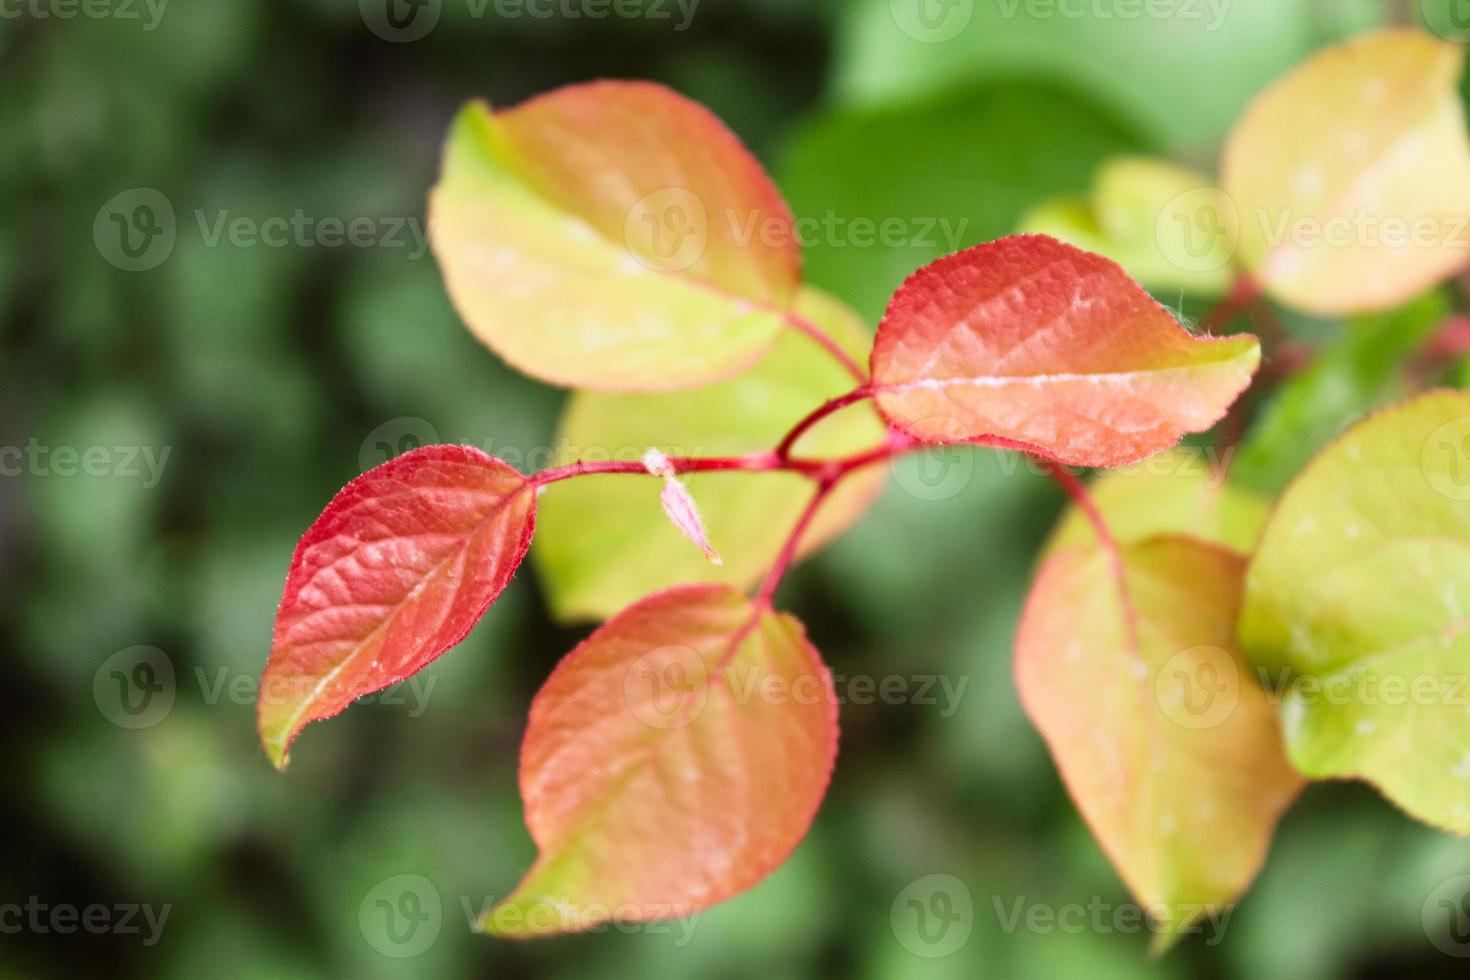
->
[1019,157,1237,298]
[1222,29,1470,315]
[1240,390,1470,833]
[430,81,802,390]
[1041,449,1269,560]
[535,286,884,621]
[1018,535,1302,950]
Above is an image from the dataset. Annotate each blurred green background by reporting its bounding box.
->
[5,0,1470,976]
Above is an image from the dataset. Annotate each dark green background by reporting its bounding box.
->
[4,0,1470,976]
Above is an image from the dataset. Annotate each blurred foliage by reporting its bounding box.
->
[4,1,1470,978]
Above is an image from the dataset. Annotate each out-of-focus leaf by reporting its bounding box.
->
[430,81,801,390]
[831,0,1327,148]
[777,83,1146,321]
[1018,535,1301,951]
[1019,157,1237,298]
[1222,29,1470,315]
[1232,290,1449,493]
[1240,390,1470,833]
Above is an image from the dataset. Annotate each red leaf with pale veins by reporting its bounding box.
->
[870,235,1260,468]
[258,445,536,769]
[482,584,837,937]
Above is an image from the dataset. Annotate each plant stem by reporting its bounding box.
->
[1199,275,1260,335]
[1038,457,1139,649]
[755,478,837,607]
[774,386,873,460]
[784,310,868,384]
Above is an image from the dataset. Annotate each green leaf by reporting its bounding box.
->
[831,0,1328,148]
[1240,390,1470,833]
[1232,290,1449,493]
[1018,157,1237,299]
[776,83,1146,321]
[534,286,885,622]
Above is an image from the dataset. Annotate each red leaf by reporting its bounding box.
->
[482,584,837,936]
[869,235,1260,468]
[258,445,536,769]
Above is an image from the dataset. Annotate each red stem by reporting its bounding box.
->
[1199,275,1261,335]
[774,386,873,460]
[1039,457,1139,649]
[755,478,837,607]
[785,311,868,384]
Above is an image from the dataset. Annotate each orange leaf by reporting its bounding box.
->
[484,585,837,936]
[1016,535,1301,949]
[870,235,1259,467]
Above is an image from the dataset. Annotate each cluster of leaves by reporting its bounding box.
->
[257,27,1470,950]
